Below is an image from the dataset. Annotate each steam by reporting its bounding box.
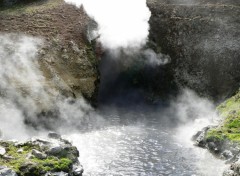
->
[0,35,227,175]
[0,34,100,140]
[142,49,171,66]
[64,0,151,49]
[67,89,226,175]
[0,34,44,139]
[0,34,221,140]
[170,89,227,175]
[167,89,218,147]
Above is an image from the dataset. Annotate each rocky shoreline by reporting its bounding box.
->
[193,91,240,176]
[193,126,240,176]
[0,133,83,176]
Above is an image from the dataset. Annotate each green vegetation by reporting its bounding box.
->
[206,90,240,142]
[0,141,73,175]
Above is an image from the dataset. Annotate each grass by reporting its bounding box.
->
[206,90,240,142]
[0,141,73,175]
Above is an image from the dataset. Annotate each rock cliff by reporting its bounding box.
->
[147,0,240,101]
[0,0,99,104]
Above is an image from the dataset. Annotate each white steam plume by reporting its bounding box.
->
[143,49,171,66]
[0,34,44,139]
[171,89,227,175]
[0,34,101,140]
[64,0,151,49]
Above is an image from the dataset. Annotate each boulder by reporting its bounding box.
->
[222,169,234,176]
[72,163,84,176]
[45,172,69,176]
[32,149,47,160]
[0,166,17,176]
[221,150,234,160]
[0,135,82,176]
[46,145,79,163]
[0,147,6,156]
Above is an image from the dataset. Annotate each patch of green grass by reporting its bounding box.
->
[31,157,72,173]
[206,129,225,141]
[207,91,240,142]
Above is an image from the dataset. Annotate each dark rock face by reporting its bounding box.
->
[0,0,41,7]
[0,0,17,7]
[147,0,240,100]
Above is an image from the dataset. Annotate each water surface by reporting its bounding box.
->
[68,107,227,176]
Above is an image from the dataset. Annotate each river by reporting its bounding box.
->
[67,105,227,176]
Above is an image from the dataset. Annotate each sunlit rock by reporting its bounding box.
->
[0,166,17,176]
[0,134,82,176]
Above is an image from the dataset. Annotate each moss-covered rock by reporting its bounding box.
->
[0,134,83,176]
[193,91,240,175]
[193,91,240,153]
[206,91,240,143]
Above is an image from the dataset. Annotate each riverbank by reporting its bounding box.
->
[193,91,240,175]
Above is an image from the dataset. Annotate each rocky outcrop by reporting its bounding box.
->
[0,0,99,104]
[193,91,240,175]
[193,127,240,176]
[223,160,240,176]
[0,133,83,176]
[147,0,240,101]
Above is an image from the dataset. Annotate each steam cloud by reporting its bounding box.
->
[64,0,171,67]
[0,34,103,140]
[0,34,219,142]
[142,49,171,66]
[0,35,226,174]
[64,0,151,49]
[0,34,44,139]
[0,33,218,141]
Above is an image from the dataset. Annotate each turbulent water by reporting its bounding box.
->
[68,106,227,176]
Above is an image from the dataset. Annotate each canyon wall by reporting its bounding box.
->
[147,0,240,101]
[0,0,99,104]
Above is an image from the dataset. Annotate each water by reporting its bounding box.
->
[67,107,227,176]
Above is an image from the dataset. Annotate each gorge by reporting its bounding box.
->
[0,0,239,175]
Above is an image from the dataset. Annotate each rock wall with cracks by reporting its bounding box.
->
[147,0,240,101]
